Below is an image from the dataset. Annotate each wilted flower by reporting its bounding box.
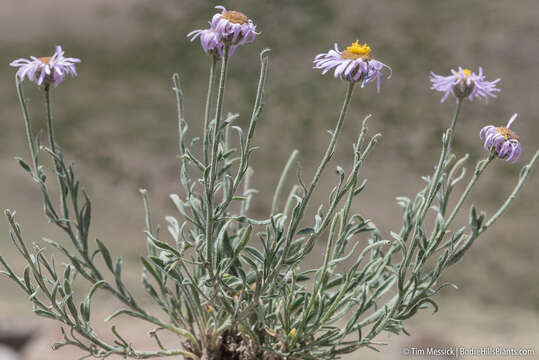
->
[480,113,522,163]
[430,67,500,103]
[210,6,257,46]
[187,28,224,56]
[10,46,80,88]
[187,28,239,58]
[313,41,391,91]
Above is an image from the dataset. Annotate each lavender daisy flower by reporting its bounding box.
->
[10,46,80,88]
[430,67,500,103]
[313,41,391,91]
[187,28,239,58]
[210,6,257,46]
[187,28,224,56]
[480,114,522,163]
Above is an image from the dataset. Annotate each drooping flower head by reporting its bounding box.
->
[10,46,80,88]
[313,41,392,92]
[187,28,226,57]
[188,6,256,57]
[430,67,500,103]
[480,114,522,163]
[210,6,257,46]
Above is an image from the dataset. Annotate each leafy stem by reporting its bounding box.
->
[205,45,230,269]
[204,55,219,165]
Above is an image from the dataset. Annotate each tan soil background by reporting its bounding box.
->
[0,1,538,359]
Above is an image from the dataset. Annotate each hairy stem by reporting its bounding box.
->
[445,153,494,228]
[446,98,463,157]
[420,99,463,222]
[203,56,219,165]
[264,82,355,293]
[44,85,76,240]
[271,149,299,215]
[480,150,539,233]
[15,76,38,173]
[172,73,185,157]
[205,45,230,268]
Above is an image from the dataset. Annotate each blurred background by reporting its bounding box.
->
[1,1,538,359]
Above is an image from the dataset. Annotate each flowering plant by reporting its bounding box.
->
[2,6,538,360]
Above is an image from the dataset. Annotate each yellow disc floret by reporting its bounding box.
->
[496,127,519,141]
[222,10,249,24]
[347,41,371,56]
[341,41,372,60]
[462,69,472,78]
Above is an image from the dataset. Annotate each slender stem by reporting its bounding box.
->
[140,189,156,257]
[214,50,270,219]
[15,76,38,173]
[308,134,380,244]
[334,131,367,256]
[44,85,57,156]
[236,83,356,325]
[205,45,230,269]
[44,86,73,233]
[446,98,463,156]
[172,73,185,157]
[399,100,465,294]
[445,153,494,229]
[480,149,539,234]
[291,214,339,347]
[203,56,219,165]
[419,99,464,222]
[128,348,200,359]
[287,82,355,245]
[264,82,355,291]
[241,167,253,216]
[271,149,299,215]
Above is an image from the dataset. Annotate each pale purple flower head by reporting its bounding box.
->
[187,28,224,56]
[430,67,500,103]
[210,6,257,46]
[10,46,80,88]
[480,114,522,163]
[313,41,391,92]
[187,28,240,58]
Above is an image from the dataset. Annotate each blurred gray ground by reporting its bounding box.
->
[0,1,538,359]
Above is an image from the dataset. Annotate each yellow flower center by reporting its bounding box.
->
[496,127,519,141]
[462,69,472,78]
[38,57,52,65]
[222,10,249,24]
[341,41,372,60]
[289,328,297,337]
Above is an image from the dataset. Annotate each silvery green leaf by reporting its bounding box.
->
[148,236,180,257]
[15,157,32,174]
[23,266,32,291]
[166,215,180,243]
[169,194,184,213]
[34,309,57,320]
[65,294,78,320]
[297,227,315,235]
[353,179,368,196]
[96,239,113,271]
[240,254,259,272]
